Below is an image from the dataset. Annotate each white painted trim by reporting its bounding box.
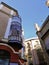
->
[10,10,14,15]
[19,60,24,65]
[4,18,12,39]
[0,43,19,54]
[0,4,3,9]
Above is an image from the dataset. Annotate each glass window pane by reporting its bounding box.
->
[0,59,9,65]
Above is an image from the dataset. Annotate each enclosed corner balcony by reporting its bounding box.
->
[0,37,23,50]
[8,41,23,50]
[8,35,23,50]
[12,16,22,24]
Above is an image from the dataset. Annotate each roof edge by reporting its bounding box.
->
[40,15,49,31]
[25,37,38,41]
[1,2,18,14]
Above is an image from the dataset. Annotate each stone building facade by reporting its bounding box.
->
[35,15,49,65]
[24,37,44,65]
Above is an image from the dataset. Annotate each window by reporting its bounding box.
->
[12,16,21,24]
[0,59,9,65]
[0,50,10,65]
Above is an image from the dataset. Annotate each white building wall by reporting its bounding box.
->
[24,38,41,65]
[31,40,39,65]
[4,9,14,39]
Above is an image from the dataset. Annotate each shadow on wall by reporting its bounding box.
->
[32,48,47,65]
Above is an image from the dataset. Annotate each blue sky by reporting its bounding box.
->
[0,0,49,39]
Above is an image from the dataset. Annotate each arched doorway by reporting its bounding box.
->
[0,50,10,65]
